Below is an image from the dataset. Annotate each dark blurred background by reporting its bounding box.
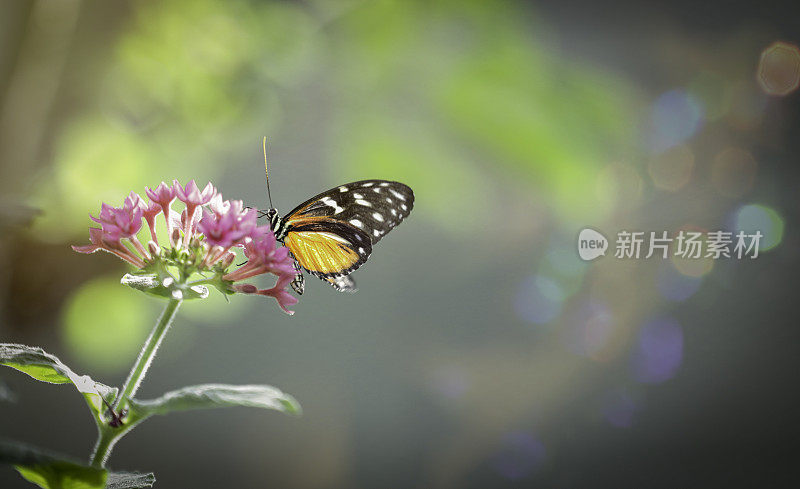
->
[1,0,799,487]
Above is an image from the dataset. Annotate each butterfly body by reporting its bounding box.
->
[262,179,414,294]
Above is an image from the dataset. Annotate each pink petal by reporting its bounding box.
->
[72,244,100,254]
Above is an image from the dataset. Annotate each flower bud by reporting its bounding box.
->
[171,227,182,248]
[233,283,258,294]
[148,240,160,258]
[221,251,236,269]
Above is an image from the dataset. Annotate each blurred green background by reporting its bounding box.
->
[1,0,798,487]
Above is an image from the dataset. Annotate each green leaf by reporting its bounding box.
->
[0,439,107,489]
[130,383,301,418]
[0,344,118,426]
[1,440,155,489]
[121,273,209,301]
[16,463,106,489]
[105,472,156,489]
[0,345,71,384]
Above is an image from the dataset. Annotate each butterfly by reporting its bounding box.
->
[257,140,414,294]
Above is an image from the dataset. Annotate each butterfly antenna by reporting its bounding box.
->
[263,136,274,208]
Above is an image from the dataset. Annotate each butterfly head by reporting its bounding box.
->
[265,208,279,226]
[264,208,289,240]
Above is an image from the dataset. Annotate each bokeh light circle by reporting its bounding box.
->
[62,276,154,373]
[757,41,800,96]
[732,204,784,251]
[631,318,684,384]
[649,90,704,153]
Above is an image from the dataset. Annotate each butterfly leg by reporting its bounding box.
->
[290,260,305,295]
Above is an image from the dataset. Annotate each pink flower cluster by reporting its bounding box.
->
[73,180,298,314]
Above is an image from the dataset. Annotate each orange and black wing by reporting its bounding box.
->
[282,179,413,280]
[282,219,372,278]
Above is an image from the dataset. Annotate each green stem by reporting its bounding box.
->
[187,277,215,287]
[114,298,182,412]
[89,427,117,468]
[89,298,182,468]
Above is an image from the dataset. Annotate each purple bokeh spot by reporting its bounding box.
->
[491,432,546,480]
[657,262,702,301]
[632,318,684,383]
[649,90,704,152]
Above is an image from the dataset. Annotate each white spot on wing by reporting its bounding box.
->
[349,219,364,228]
[401,204,408,211]
[391,209,397,216]
[358,247,365,254]
[372,212,384,222]
[386,197,393,204]
[321,196,344,214]
[339,186,348,192]
[389,189,406,201]
[355,199,372,207]
[373,229,381,237]
[363,182,374,187]
[352,193,363,199]
[380,182,390,187]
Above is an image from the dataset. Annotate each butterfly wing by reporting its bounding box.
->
[285,180,414,244]
[283,219,372,277]
[325,275,357,293]
[281,180,413,280]
[288,258,357,294]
